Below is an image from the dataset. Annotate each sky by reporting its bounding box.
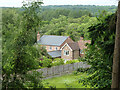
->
[0,0,118,7]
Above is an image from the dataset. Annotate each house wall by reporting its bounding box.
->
[73,50,80,59]
[60,37,74,48]
[61,45,73,60]
[41,45,60,52]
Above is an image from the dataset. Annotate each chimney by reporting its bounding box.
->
[80,37,84,40]
[37,32,40,41]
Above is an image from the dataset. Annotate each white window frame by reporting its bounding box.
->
[49,46,52,50]
[80,50,84,54]
[64,50,69,56]
[64,50,66,55]
[55,47,58,50]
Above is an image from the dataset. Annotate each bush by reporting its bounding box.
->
[78,57,85,62]
[41,57,52,68]
[52,58,64,66]
[66,59,79,64]
[77,68,89,72]
[73,71,78,75]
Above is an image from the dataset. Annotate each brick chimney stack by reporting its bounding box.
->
[37,32,40,41]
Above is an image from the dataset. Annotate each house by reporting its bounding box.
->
[37,32,74,59]
[37,32,90,60]
[77,37,91,57]
[60,42,80,60]
[37,33,74,52]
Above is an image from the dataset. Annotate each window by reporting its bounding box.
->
[64,50,69,56]
[49,46,52,50]
[80,50,83,54]
[80,50,84,54]
[55,47,58,50]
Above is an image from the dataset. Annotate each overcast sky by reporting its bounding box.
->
[0,0,118,7]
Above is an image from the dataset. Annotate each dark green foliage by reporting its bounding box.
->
[73,68,89,75]
[35,44,52,59]
[40,5,116,21]
[77,68,89,73]
[2,1,44,88]
[79,13,117,88]
[40,15,97,41]
[24,70,43,89]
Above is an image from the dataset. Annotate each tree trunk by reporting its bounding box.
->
[111,1,120,88]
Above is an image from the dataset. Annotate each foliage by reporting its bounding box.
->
[2,1,44,88]
[77,68,89,73]
[41,57,52,68]
[73,71,78,75]
[66,60,79,64]
[34,44,52,58]
[52,58,64,66]
[24,70,43,89]
[73,68,89,75]
[40,5,116,21]
[40,15,98,41]
[79,13,117,88]
[40,8,92,21]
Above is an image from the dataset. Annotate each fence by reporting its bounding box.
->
[36,62,91,78]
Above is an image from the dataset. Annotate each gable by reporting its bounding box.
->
[60,43,73,51]
[61,42,80,51]
[60,37,74,48]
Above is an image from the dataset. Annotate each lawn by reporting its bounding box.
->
[42,72,90,88]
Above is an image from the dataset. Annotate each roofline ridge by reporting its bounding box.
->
[43,35,69,37]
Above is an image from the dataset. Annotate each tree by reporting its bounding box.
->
[79,13,117,88]
[111,1,120,88]
[2,1,43,89]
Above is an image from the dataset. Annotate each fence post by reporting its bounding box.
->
[63,64,64,72]
[73,63,74,71]
[47,68,48,76]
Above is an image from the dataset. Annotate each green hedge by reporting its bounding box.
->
[66,59,79,64]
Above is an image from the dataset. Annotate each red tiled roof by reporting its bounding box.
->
[78,39,91,50]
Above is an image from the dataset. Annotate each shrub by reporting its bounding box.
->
[41,57,52,68]
[52,58,64,66]
[73,71,78,75]
[66,59,79,64]
[78,57,85,62]
[77,68,89,72]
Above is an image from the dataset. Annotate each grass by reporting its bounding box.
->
[42,72,90,88]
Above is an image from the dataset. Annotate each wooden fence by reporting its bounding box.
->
[37,62,90,78]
